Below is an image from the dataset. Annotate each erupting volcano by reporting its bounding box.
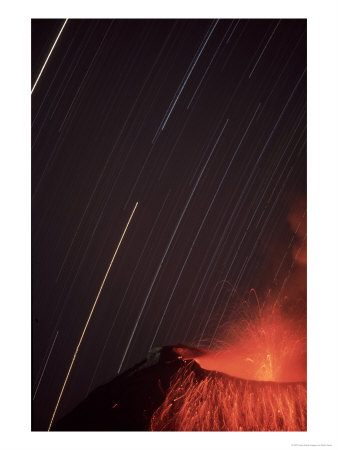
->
[52,298,307,432]
[52,210,307,431]
[150,298,307,431]
[185,301,306,383]
[150,361,306,431]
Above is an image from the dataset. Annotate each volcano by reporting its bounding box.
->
[52,345,306,431]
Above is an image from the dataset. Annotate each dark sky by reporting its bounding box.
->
[32,18,306,431]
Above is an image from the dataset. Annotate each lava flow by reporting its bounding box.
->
[189,305,306,383]
[151,300,307,431]
[150,362,306,431]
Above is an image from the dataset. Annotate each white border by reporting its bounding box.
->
[1,1,337,449]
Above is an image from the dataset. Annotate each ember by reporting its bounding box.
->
[150,362,306,431]
[151,296,306,431]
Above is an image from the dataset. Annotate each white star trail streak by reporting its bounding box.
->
[149,102,262,348]
[208,162,299,343]
[54,23,176,281]
[32,20,307,430]
[31,38,75,128]
[255,30,305,121]
[47,202,138,431]
[249,19,281,79]
[246,68,306,176]
[152,19,219,144]
[118,120,228,374]
[203,133,305,343]
[226,19,240,44]
[187,22,233,109]
[85,191,171,395]
[182,73,305,341]
[31,19,68,94]
[58,21,114,132]
[33,331,59,400]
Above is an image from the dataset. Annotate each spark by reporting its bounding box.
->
[151,363,306,431]
[47,202,138,431]
[31,19,68,94]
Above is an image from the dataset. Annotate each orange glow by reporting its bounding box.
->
[150,362,306,431]
[179,308,306,383]
[151,293,306,431]
[152,199,306,431]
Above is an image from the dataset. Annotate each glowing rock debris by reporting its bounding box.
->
[32,19,306,431]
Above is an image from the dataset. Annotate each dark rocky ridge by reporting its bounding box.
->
[52,345,193,431]
[51,345,306,431]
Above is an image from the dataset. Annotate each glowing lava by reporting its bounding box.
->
[151,202,307,431]
[151,300,306,431]
[176,309,306,383]
[150,362,306,431]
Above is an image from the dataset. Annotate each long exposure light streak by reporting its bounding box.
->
[33,331,59,400]
[249,19,281,79]
[31,19,307,431]
[152,19,219,143]
[47,202,138,431]
[31,19,68,94]
[149,103,261,349]
[117,121,228,374]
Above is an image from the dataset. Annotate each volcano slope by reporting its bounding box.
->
[52,345,306,431]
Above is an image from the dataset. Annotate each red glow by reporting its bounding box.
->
[151,295,306,431]
[150,363,306,431]
[184,310,306,383]
[151,202,307,431]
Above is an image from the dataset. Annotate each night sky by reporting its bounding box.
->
[32,18,307,431]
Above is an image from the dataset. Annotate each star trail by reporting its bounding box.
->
[32,18,307,431]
